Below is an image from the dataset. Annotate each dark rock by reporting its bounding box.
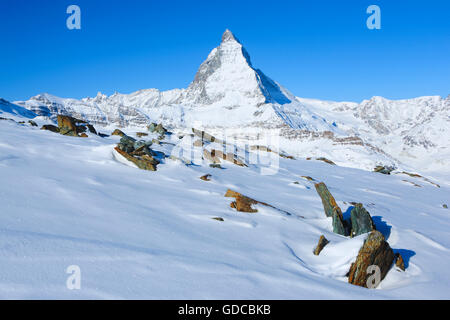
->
[28,120,38,127]
[136,132,148,137]
[314,182,339,218]
[313,235,330,256]
[332,212,349,237]
[316,157,336,165]
[155,123,167,135]
[200,174,212,181]
[148,123,168,136]
[57,115,80,136]
[98,133,109,138]
[443,204,448,209]
[86,124,97,135]
[224,189,295,217]
[314,182,349,236]
[212,217,224,222]
[111,129,126,137]
[133,140,151,151]
[148,123,157,132]
[225,190,258,213]
[374,165,394,175]
[41,124,60,133]
[56,115,97,137]
[118,135,137,153]
[350,203,376,237]
[395,253,405,271]
[348,231,395,288]
[209,164,223,169]
[114,146,159,171]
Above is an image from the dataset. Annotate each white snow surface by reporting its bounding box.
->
[0,114,449,299]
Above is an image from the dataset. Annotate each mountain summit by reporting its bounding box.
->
[185,29,292,107]
[221,29,239,43]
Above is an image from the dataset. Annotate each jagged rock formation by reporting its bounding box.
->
[347,231,395,288]
[314,182,349,236]
[395,253,406,271]
[350,204,376,237]
[313,235,330,256]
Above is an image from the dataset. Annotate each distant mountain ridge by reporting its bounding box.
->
[7,30,450,173]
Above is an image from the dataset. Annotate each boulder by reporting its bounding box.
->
[28,120,38,127]
[224,189,295,217]
[225,189,260,213]
[133,140,152,151]
[56,115,97,137]
[443,204,448,209]
[41,124,60,133]
[155,123,167,135]
[350,203,376,237]
[136,132,148,137]
[148,123,157,132]
[316,157,336,165]
[314,182,349,236]
[114,146,159,171]
[209,164,223,169]
[395,253,405,271]
[212,217,224,222]
[347,231,395,288]
[374,165,394,175]
[57,115,80,136]
[313,235,330,256]
[332,211,349,237]
[111,129,126,137]
[200,174,212,181]
[314,183,339,218]
[148,123,168,135]
[118,135,137,154]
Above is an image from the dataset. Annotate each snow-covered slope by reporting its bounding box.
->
[297,95,450,172]
[1,118,449,299]
[13,30,450,174]
[0,98,36,120]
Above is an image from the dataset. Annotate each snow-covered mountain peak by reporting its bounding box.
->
[221,29,240,43]
[184,29,270,107]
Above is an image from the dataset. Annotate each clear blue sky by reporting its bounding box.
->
[0,0,449,102]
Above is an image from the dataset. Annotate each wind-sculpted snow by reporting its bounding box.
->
[0,119,449,298]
